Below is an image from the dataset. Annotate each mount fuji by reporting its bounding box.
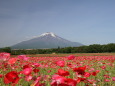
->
[11,32,83,49]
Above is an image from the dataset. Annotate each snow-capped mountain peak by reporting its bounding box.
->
[11,32,83,49]
[40,32,56,37]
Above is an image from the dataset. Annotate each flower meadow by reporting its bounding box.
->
[0,53,115,86]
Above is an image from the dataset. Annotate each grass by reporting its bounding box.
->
[11,53,115,57]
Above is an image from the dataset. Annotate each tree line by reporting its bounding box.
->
[0,43,115,55]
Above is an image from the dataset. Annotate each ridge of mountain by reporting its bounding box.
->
[11,32,84,49]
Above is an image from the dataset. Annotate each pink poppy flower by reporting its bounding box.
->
[17,55,29,61]
[112,77,115,81]
[84,72,91,77]
[25,75,32,81]
[23,68,32,76]
[67,55,75,60]
[104,79,110,82]
[51,75,66,84]
[0,52,10,61]
[56,61,65,67]
[32,63,40,67]
[100,65,106,70]
[8,58,17,65]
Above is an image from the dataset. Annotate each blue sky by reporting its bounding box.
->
[0,0,115,48]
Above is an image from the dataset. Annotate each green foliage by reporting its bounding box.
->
[86,44,102,53]
[0,47,11,53]
[11,43,115,55]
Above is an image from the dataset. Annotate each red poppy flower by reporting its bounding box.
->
[57,69,69,76]
[92,72,97,76]
[0,74,3,78]
[104,74,110,78]
[78,77,86,81]
[65,78,77,86]
[3,63,8,68]
[51,82,68,86]
[33,68,39,73]
[23,64,31,69]
[4,71,19,84]
[73,66,86,75]
[92,70,100,76]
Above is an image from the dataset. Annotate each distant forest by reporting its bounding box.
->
[0,43,115,55]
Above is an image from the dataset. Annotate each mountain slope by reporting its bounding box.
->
[11,32,83,49]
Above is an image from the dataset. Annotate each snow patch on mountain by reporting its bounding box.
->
[40,32,56,37]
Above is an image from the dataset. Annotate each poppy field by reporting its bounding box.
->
[0,52,115,86]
